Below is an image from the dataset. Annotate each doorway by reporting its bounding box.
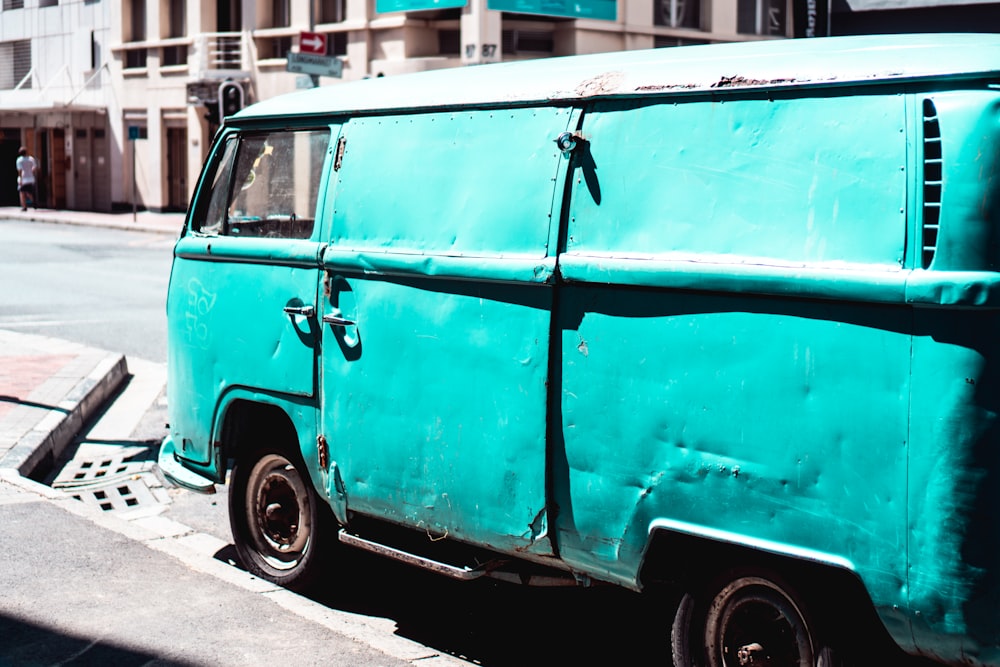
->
[166,126,188,211]
[0,129,20,207]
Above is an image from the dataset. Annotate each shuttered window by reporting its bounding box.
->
[0,40,31,90]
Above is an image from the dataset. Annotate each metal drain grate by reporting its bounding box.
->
[51,449,170,513]
[69,478,161,512]
[53,455,147,486]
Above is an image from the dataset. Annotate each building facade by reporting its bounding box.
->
[0,0,995,212]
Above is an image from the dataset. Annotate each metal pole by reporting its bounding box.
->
[132,137,137,223]
[308,0,319,88]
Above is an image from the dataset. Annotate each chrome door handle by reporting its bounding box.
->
[322,312,356,327]
[283,305,315,317]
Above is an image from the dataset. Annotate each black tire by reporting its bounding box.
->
[229,444,332,591]
[672,572,830,667]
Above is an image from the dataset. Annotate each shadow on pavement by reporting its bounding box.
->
[0,612,198,667]
[282,547,669,666]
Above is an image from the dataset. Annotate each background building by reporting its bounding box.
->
[0,0,996,212]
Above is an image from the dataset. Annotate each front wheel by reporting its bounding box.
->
[229,447,331,591]
[672,572,834,667]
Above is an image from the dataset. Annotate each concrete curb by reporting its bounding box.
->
[0,353,129,479]
[0,469,465,666]
[0,207,184,237]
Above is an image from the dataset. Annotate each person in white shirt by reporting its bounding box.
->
[15,147,38,211]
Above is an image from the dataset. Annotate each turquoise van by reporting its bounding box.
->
[160,34,1000,666]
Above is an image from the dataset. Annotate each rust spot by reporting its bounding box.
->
[711,75,797,88]
[634,83,698,92]
[317,434,329,470]
[575,71,625,97]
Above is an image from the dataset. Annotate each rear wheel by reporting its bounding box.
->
[229,445,331,591]
[672,571,833,667]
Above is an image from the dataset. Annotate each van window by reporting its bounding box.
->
[196,129,330,239]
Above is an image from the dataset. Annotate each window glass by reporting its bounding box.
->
[199,136,237,235]
[654,0,701,30]
[197,129,330,239]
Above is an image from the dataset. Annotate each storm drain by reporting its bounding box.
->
[51,450,170,513]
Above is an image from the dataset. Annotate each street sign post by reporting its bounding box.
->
[299,31,327,54]
[128,126,142,222]
[286,52,343,78]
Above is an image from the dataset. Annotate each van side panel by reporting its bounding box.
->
[554,93,911,600]
[906,92,1000,664]
[319,107,573,553]
[567,95,907,269]
[167,249,320,466]
[555,289,911,591]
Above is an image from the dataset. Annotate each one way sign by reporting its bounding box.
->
[299,31,327,55]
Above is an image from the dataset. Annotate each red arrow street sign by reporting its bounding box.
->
[299,31,327,55]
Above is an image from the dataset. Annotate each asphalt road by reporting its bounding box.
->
[0,219,173,363]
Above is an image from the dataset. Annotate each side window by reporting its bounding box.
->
[200,136,237,235]
[195,129,330,239]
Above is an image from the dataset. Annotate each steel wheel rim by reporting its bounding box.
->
[245,453,312,571]
[706,576,813,667]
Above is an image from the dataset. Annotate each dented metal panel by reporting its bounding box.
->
[316,106,574,554]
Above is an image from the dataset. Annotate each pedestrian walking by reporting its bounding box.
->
[15,147,38,211]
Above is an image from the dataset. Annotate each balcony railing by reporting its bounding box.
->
[201,32,245,71]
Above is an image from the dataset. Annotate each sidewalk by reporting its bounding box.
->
[0,205,185,236]
[0,208,465,666]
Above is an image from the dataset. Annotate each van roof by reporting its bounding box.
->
[238,33,1000,120]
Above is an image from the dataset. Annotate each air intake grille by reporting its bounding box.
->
[922,99,942,269]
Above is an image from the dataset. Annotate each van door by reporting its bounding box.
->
[167,126,335,468]
[319,107,576,554]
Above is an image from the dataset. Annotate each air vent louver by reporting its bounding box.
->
[922,99,942,269]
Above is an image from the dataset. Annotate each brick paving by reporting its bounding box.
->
[0,330,126,476]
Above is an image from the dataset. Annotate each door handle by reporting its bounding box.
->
[283,304,315,317]
[322,312,356,327]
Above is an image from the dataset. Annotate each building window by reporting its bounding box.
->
[738,0,787,36]
[654,0,701,30]
[0,40,31,89]
[2,0,25,9]
[317,0,345,23]
[654,36,709,47]
[272,0,290,26]
[502,29,553,55]
[162,0,187,66]
[129,0,146,40]
[125,0,147,69]
[39,0,57,7]
[126,49,148,68]
[259,37,293,59]
[330,32,347,56]
[162,46,187,66]
[439,29,460,55]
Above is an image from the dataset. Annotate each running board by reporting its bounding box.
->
[337,529,486,581]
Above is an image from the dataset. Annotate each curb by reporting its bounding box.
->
[0,469,465,666]
[1,207,183,237]
[0,353,129,479]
